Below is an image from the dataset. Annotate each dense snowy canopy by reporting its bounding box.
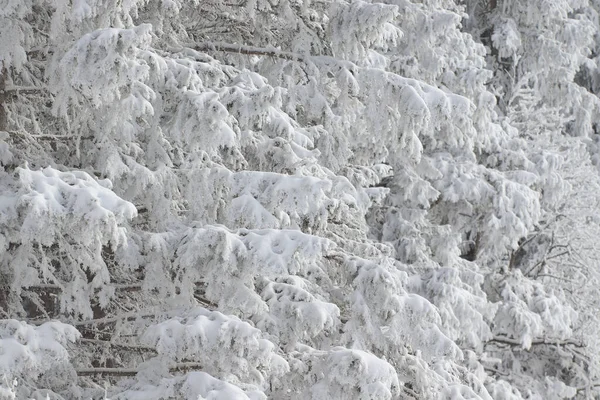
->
[2,0,600,398]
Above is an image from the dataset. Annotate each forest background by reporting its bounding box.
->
[3,0,600,398]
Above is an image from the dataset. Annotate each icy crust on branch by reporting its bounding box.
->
[262,57,479,169]
[0,166,136,318]
[329,0,402,63]
[138,221,480,397]
[0,0,33,72]
[259,275,341,346]
[45,7,526,251]
[114,307,289,399]
[142,308,288,388]
[342,256,462,362]
[307,348,401,399]
[146,225,340,345]
[411,264,495,350]
[185,167,370,236]
[381,0,536,173]
[0,320,80,399]
[489,270,577,349]
[17,167,136,241]
[52,25,154,110]
[480,0,600,140]
[430,158,542,261]
[387,0,487,87]
[270,343,402,399]
[114,370,262,400]
[373,164,541,271]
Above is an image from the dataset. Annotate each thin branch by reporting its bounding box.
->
[527,249,570,278]
[184,42,306,62]
[76,362,204,377]
[489,335,584,348]
[6,130,74,140]
[194,294,218,310]
[3,86,47,94]
[26,309,172,327]
[26,283,143,292]
[401,386,420,399]
[536,273,575,283]
[484,366,509,377]
[171,362,204,372]
[27,283,214,303]
[544,250,570,262]
[178,42,352,80]
[73,310,167,326]
[79,338,157,353]
[31,27,50,39]
[76,367,139,377]
[577,382,600,394]
[549,244,570,251]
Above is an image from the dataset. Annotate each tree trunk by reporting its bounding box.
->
[0,68,7,131]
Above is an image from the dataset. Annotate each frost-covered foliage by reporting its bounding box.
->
[0,320,80,399]
[2,0,600,398]
[463,0,600,137]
